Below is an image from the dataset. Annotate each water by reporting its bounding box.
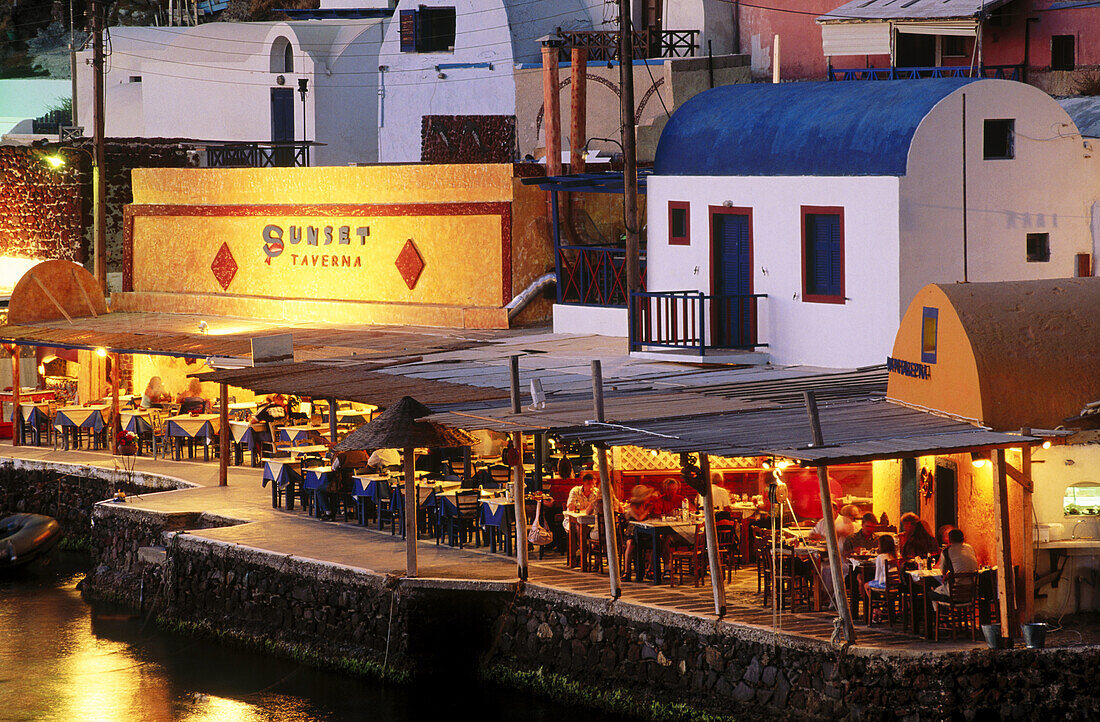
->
[0,552,621,722]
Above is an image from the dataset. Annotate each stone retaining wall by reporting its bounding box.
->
[0,459,192,541]
[77,494,1100,721]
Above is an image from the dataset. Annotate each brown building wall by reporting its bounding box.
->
[0,146,86,267]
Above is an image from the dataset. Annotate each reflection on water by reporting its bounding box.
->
[0,553,618,722]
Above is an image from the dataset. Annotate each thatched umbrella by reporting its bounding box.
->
[334,396,475,577]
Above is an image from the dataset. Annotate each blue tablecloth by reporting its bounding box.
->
[20,405,49,427]
[303,467,332,491]
[124,414,153,434]
[262,460,301,489]
[167,419,216,438]
[54,407,106,431]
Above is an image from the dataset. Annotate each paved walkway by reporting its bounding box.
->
[3,442,990,653]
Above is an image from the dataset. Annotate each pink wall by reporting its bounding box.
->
[737,1,839,80]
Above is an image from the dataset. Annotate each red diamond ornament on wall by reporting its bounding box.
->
[211,242,238,291]
[395,239,425,290]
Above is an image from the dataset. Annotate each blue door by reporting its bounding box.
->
[270,88,295,166]
[711,211,753,347]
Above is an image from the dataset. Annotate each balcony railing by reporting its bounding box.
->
[828,64,1023,82]
[205,142,313,168]
[557,245,646,307]
[629,290,766,354]
[555,28,699,61]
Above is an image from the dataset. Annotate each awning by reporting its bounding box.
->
[821,23,891,57]
[819,0,1013,22]
[548,398,1036,464]
[520,171,651,194]
[895,21,978,36]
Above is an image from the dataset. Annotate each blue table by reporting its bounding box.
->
[631,520,697,585]
[303,466,333,518]
[352,476,394,530]
[263,459,302,510]
[480,499,514,555]
[53,405,108,450]
[166,414,219,460]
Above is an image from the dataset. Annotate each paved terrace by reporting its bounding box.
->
[4,442,1047,655]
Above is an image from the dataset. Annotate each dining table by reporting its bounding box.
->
[165,413,221,460]
[303,466,336,518]
[263,458,303,510]
[279,425,328,445]
[228,420,263,466]
[563,510,597,570]
[54,405,109,449]
[630,517,700,585]
[16,402,52,446]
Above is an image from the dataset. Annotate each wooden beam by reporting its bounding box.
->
[71,267,99,318]
[109,352,120,455]
[1005,462,1034,493]
[28,272,74,325]
[570,46,587,174]
[218,382,229,487]
[405,445,417,578]
[593,359,621,598]
[700,453,726,617]
[991,448,1017,644]
[1021,443,1035,624]
[328,396,338,445]
[10,345,20,448]
[510,356,528,581]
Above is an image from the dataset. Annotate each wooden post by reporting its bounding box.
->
[533,432,544,492]
[218,382,229,486]
[510,355,529,580]
[10,345,20,447]
[700,453,726,617]
[1021,442,1035,624]
[328,396,338,444]
[542,46,562,177]
[619,0,641,293]
[991,448,1017,644]
[804,391,855,644]
[592,360,621,598]
[570,46,587,174]
[109,352,120,455]
[405,445,417,577]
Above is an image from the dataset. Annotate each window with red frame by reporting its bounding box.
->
[668,201,690,245]
[801,207,845,304]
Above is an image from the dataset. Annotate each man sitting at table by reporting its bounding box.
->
[808,503,858,546]
[842,513,879,557]
[565,472,600,516]
[252,394,288,424]
[653,477,689,517]
[367,448,401,474]
[930,528,980,602]
[696,472,733,521]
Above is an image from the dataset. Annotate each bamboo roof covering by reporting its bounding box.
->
[334,396,477,451]
[199,361,509,407]
[0,312,506,361]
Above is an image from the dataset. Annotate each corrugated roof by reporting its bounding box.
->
[819,0,1014,22]
[653,79,976,177]
[1058,97,1100,138]
[549,398,1035,464]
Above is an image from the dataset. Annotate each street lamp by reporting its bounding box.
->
[40,145,102,285]
[298,78,309,145]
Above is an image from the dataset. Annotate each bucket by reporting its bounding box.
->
[981,623,1003,650]
[1021,623,1048,649]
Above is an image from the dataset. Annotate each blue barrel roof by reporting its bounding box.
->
[654,78,979,177]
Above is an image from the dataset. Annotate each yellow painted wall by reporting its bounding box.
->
[127,164,552,326]
[887,285,984,423]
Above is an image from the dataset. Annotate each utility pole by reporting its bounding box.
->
[619,0,641,294]
[91,0,107,293]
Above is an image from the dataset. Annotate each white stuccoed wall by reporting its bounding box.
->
[900,79,1099,316]
[645,174,902,368]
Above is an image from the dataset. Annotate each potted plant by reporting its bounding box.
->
[117,430,138,456]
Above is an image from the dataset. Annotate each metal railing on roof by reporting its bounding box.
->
[555,28,699,61]
[629,290,767,355]
[828,64,1023,81]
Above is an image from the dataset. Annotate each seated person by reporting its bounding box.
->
[140,376,169,409]
[898,512,940,562]
[930,528,980,602]
[176,378,209,414]
[809,503,859,546]
[861,533,899,622]
[696,472,733,520]
[841,513,879,557]
[367,448,401,474]
[252,394,288,424]
[652,477,688,517]
[565,472,600,515]
[621,485,657,580]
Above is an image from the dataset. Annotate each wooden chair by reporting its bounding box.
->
[716,519,740,580]
[669,524,707,587]
[753,527,772,600]
[583,514,624,576]
[446,490,481,548]
[865,562,903,626]
[933,571,979,641]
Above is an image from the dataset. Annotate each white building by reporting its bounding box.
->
[577,78,1097,369]
[75,1,742,166]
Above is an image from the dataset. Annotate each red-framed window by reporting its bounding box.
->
[801,206,845,304]
[668,201,690,246]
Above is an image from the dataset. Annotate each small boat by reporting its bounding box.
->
[0,514,62,570]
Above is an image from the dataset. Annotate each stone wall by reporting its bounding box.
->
[80,497,1100,721]
[0,459,192,542]
[0,146,86,264]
